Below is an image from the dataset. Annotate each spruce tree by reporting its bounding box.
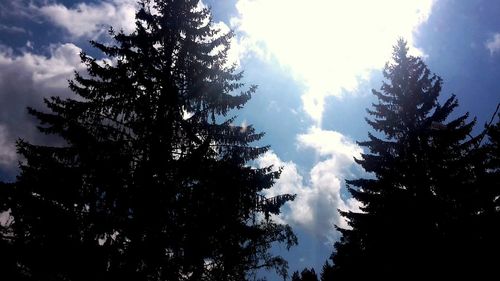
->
[330,39,479,278]
[472,109,500,274]
[318,260,333,281]
[0,182,16,278]
[3,1,296,280]
[291,268,318,281]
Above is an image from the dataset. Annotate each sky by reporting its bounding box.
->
[1,0,500,278]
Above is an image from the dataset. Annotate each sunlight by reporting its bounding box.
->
[232,0,434,124]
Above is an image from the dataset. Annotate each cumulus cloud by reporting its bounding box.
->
[297,126,362,161]
[35,0,239,66]
[257,128,362,242]
[36,0,137,39]
[232,0,435,124]
[0,43,84,171]
[486,33,500,55]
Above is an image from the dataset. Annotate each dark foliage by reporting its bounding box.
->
[291,267,318,281]
[319,260,333,281]
[0,1,296,280]
[329,39,493,278]
[471,109,500,274]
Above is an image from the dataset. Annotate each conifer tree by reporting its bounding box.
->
[330,39,479,278]
[318,260,333,281]
[472,110,500,274]
[291,267,318,281]
[3,1,296,280]
[0,182,16,279]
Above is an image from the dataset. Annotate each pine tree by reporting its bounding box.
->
[330,39,479,278]
[472,109,500,274]
[319,260,333,281]
[0,182,16,279]
[4,1,296,280]
[291,268,318,281]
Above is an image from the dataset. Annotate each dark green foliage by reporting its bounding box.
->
[291,267,318,281]
[1,1,296,280]
[330,39,483,278]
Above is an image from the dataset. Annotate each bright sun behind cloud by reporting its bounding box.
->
[231,0,435,124]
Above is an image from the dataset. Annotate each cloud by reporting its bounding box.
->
[0,43,84,171]
[232,0,435,124]
[257,128,362,242]
[0,24,27,34]
[257,151,304,199]
[297,126,362,161]
[486,33,500,55]
[35,0,240,66]
[0,1,37,20]
[211,21,244,67]
[0,125,16,166]
[36,0,137,39]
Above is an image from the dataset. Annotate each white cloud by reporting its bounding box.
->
[0,125,16,166]
[258,128,362,242]
[297,126,362,161]
[36,0,137,39]
[486,33,500,55]
[211,21,243,67]
[257,151,304,199]
[31,44,84,88]
[0,24,26,34]
[232,0,435,124]
[0,43,84,168]
[36,0,241,67]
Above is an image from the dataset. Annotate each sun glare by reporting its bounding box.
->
[232,0,434,124]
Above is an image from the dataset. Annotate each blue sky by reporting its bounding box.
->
[0,0,499,278]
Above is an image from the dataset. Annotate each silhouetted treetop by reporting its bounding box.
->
[291,267,319,281]
[2,1,296,280]
[330,39,484,279]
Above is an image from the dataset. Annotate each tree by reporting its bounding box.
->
[291,268,318,281]
[484,110,500,241]
[3,1,296,280]
[471,108,500,275]
[330,39,480,278]
[0,182,16,279]
[318,260,333,281]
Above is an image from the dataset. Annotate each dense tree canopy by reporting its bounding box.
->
[1,2,500,278]
[472,109,500,273]
[0,1,296,280]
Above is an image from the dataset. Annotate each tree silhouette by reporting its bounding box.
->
[471,109,500,275]
[330,39,482,278]
[318,260,333,281]
[291,267,319,281]
[2,1,296,280]
[0,182,16,279]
